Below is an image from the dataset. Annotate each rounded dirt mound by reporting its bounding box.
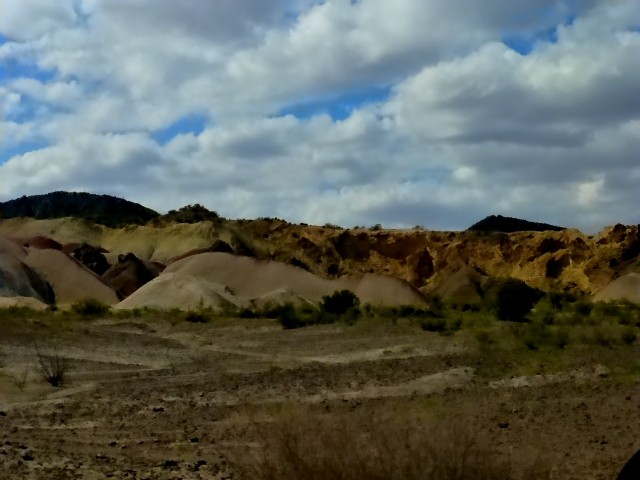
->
[166,252,427,307]
[593,273,640,303]
[23,248,119,305]
[114,272,244,310]
[335,274,427,306]
[0,296,49,310]
[166,252,330,300]
[0,235,26,259]
[0,253,55,303]
[252,289,316,309]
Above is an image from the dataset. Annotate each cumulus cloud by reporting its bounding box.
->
[0,0,638,231]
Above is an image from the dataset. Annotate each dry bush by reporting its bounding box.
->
[35,346,68,387]
[9,369,29,391]
[229,411,552,480]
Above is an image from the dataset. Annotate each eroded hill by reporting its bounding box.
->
[0,216,638,300]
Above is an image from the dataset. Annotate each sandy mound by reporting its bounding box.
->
[0,217,104,245]
[0,296,48,310]
[252,289,317,309]
[23,248,119,305]
[0,253,55,303]
[166,252,427,307]
[115,272,244,310]
[101,222,223,262]
[166,252,332,300]
[17,235,62,250]
[167,240,234,265]
[102,253,162,298]
[593,273,640,303]
[0,235,26,259]
[428,266,490,304]
[335,274,427,306]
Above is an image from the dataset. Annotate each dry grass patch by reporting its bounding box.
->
[229,409,552,480]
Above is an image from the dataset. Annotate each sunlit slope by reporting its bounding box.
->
[1,218,638,297]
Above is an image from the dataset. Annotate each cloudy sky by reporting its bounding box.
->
[0,0,638,231]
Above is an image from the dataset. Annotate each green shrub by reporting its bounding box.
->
[571,300,593,317]
[427,295,446,318]
[621,328,637,346]
[277,303,307,330]
[421,318,447,332]
[520,323,551,351]
[474,330,495,347]
[486,279,544,322]
[530,297,558,325]
[184,311,210,323]
[238,308,258,319]
[551,328,571,349]
[321,290,360,315]
[448,317,463,332]
[71,299,110,317]
[589,328,614,347]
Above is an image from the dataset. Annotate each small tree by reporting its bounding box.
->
[321,290,360,315]
[487,279,544,322]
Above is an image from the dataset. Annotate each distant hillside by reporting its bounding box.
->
[0,192,159,227]
[468,215,565,233]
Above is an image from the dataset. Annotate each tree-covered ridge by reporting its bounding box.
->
[0,191,160,227]
[468,215,565,233]
[154,204,221,224]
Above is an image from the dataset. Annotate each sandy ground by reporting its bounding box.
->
[1,315,639,479]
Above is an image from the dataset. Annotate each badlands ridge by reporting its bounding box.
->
[0,203,638,310]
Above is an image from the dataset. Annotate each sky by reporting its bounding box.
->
[0,0,639,232]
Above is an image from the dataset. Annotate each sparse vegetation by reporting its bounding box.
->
[8,369,29,391]
[184,311,211,323]
[71,299,111,317]
[230,410,552,480]
[35,346,68,387]
[321,290,360,315]
[158,204,220,224]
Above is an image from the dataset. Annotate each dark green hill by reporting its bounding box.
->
[152,204,221,225]
[0,191,159,227]
[468,215,565,233]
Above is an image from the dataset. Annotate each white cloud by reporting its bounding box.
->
[0,0,638,231]
[0,0,77,41]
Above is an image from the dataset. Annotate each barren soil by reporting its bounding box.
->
[1,314,639,479]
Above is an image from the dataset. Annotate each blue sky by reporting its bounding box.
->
[276,85,393,121]
[0,0,638,231]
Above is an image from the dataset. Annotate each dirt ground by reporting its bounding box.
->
[1,314,639,479]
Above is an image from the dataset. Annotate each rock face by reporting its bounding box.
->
[71,243,110,275]
[102,253,162,298]
[22,249,119,305]
[2,217,640,305]
[0,252,56,304]
[18,235,63,251]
